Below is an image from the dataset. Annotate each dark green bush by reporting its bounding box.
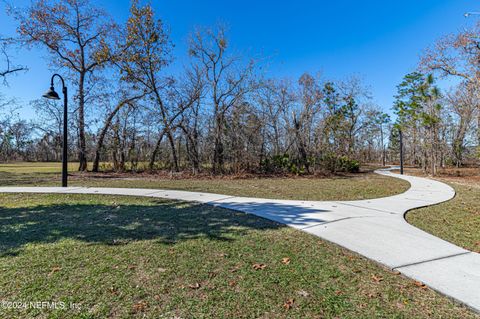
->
[337,155,360,173]
[261,153,359,174]
[319,153,360,173]
[261,154,305,174]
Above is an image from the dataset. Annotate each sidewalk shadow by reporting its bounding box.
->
[212,200,330,228]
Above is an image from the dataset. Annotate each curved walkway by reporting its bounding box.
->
[0,168,479,313]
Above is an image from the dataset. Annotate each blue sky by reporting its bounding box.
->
[0,0,476,119]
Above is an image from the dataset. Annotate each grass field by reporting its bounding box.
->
[405,168,480,254]
[0,162,410,201]
[0,193,476,318]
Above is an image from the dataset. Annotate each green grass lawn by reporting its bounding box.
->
[407,180,480,253]
[0,162,410,201]
[0,193,476,318]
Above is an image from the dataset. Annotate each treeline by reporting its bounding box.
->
[1,0,479,176]
[388,21,480,175]
[389,73,474,175]
[0,72,388,175]
[0,0,390,174]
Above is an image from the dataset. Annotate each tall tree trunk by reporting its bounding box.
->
[92,105,122,173]
[412,125,417,166]
[149,130,167,170]
[431,127,436,176]
[112,119,120,171]
[78,71,88,171]
[293,115,309,173]
[180,124,200,174]
[273,124,281,156]
[213,114,225,174]
[477,110,480,146]
[166,131,179,172]
[477,111,480,161]
[118,116,128,172]
[380,125,386,166]
[453,119,467,167]
[129,116,137,172]
[153,89,179,172]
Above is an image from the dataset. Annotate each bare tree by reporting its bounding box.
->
[420,23,480,146]
[0,37,26,84]
[337,77,372,155]
[446,83,478,166]
[31,98,65,160]
[176,66,205,173]
[91,91,146,172]
[11,0,119,171]
[119,0,185,172]
[290,73,322,172]
[189,25,255,174]
[255,79,294,157]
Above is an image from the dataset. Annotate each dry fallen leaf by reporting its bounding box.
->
[252,263,267,270]
[392,270,401,275]
[228,280,237,287]
[283,298,295,310]
[371,274,383,283]
[367,292,378,299]
[189,282,201,289]
[132,301,148,313]
[281,257,291,265]
[230,265,241,273]
[414,281,427,289]
[48,266,61,276]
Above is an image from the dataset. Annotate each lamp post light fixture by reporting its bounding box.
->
[42,74,68,187]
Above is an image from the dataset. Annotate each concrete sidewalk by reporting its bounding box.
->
[0,168,479,313]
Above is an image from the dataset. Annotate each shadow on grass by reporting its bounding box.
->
[0,171,58,186]
[0,199,287,256]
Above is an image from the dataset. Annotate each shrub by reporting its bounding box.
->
[99,162,113,172]
[319,153,360,173]
[337,156,360,173]
[261,154,359,174]
[261,154,305,174]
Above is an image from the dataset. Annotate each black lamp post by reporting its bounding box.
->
[43,74,68,187]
